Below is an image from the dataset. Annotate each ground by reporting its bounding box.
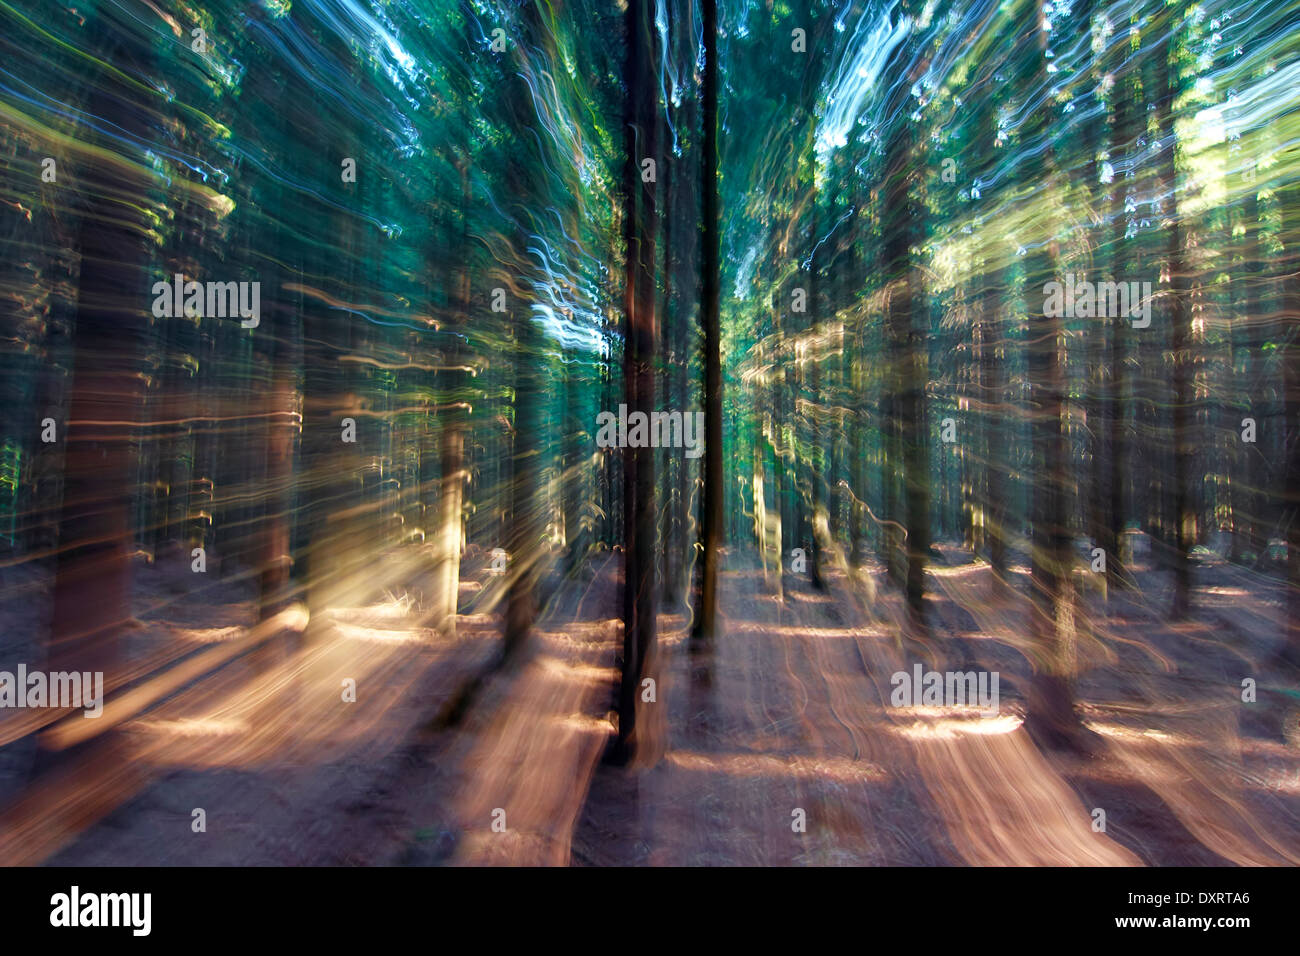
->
[1,535,1297,866]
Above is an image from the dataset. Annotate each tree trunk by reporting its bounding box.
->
[615,0,660,760]
[1159,33,1193,618]
[40,24,153,771]
[1024,1,1089,751]
[881,29,929,630]
[693,0,722,643]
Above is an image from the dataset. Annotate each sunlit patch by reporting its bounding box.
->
[665,750,889,783]
[892,712,1023,739]
[769,625,887,640]
[548,712,615,734]
[927,562,988,578]
[134,717,246,737]
[170,626,244,643]
[1088,723,1193,746]
[1254,770,1300,795]
[786,591,833,604]
[328,620,426,644]
[650,626,692,647]
[538,657,618,685]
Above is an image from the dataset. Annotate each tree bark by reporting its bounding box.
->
[693,0,722,643]
[615,0,660,760]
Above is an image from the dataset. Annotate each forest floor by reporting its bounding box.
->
[1,535,1298,866]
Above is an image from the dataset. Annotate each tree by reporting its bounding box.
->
[1157,10,1194,618]
[880,11,930,632]
[694,0,723,644]
[1021,0,1091,752]
[41,12,154,769]
[614,0,660,761]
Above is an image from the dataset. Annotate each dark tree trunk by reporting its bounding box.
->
[693,0,722,643]
[615,0,660,760]
[1106,30,1136,593]
[1159,35,1193,619]
[881,32,929,631]
[501,5,549,665]
[980,264,1008,585]
[40,23,154,771]
[1023,3,1090,751]
[1277,179,1300,666]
